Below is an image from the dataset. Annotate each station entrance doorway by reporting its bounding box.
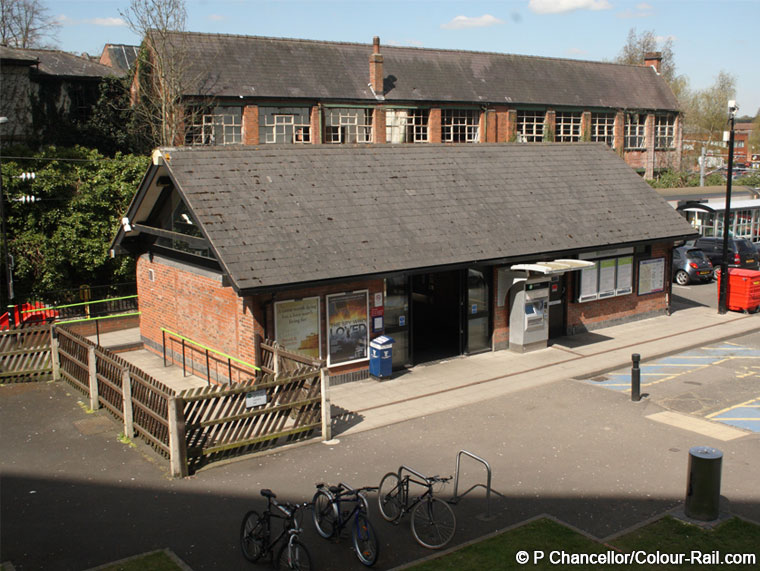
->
[385,268,492,368]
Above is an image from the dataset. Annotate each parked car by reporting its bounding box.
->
[692,237,760,278]
[672,246,713,285]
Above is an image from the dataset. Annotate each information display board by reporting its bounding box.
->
[638,257,665,295]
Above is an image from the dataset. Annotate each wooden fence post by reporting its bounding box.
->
[122,369,135,437]
[87,346,100,410]
[320,368,331,441]
[274,344,280,379]
[50,326,60,381]
[168,396,189,478]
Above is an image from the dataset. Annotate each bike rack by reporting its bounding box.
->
[450,450,505,521]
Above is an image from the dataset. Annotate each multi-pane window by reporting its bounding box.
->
[625,113,646,150]
[555,111,581,142]
[517,110,545,143]
[260,107,311,144]
[441,109,479,143]
[325,108,373,143]
[386,109,429,143]
[185,107,242,146]
[591,113,615,146]
[655,114,675,149]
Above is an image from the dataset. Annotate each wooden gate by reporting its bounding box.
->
[0,323,53,382]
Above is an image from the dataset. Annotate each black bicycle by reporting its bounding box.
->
[377,466,456,549]
[240,488,312,570]
[312,482,380,566]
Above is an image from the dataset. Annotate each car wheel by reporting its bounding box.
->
[675,270,690,286]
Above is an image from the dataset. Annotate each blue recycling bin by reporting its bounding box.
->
[369,335,394,379]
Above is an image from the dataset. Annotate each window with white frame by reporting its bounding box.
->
[654,114,675,149]
[441,109,479,143]
[185,107,242,146]
[625,113,646,150]
[386,109,429,143]
[260,107,311,144]
[517,110,545,142]
[325,108,373,143]
[555,111,581,142]
[591,112,615,146]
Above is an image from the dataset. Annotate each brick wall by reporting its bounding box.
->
[243,105,259,145]
[136,254,253,364]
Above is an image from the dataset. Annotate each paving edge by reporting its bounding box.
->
[83,548,193,571]
[389,507,760,570]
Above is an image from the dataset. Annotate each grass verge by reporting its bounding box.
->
[409,516,760,570]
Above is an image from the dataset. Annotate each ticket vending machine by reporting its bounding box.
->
[509,276,551,352]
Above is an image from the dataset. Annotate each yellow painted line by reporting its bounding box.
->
[643,364,712,387]
[707,396,760,419]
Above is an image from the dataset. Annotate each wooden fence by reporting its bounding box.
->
[52,327,331,476]
[259,338,323,376]
[0,323,53,382]
[55,327,176,458]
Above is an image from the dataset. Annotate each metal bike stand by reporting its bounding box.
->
[450,450,505,521]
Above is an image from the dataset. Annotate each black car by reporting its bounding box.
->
[692,237,760,278]
[672,246,713,285]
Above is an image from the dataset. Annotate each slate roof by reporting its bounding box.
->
[155,32,679,111]
[129,143,696,293]
[99,44,140,76]
[0,46,117,78]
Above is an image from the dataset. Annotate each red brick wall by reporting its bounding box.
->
[136,255,254,364]
[429,108,442,143]
[243,105,259,145]
[373,107,386,144]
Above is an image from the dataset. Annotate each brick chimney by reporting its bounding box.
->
[369,36,383,96]
[644,51,662,74]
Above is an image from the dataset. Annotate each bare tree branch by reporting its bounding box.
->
[0,0,59,48]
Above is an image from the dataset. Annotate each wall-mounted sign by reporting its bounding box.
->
[274,297,321,358]
[638,258,665,295]
[374,292,383,307]
[326,290,369,366]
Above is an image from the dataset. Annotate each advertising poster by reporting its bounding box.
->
[326,291,369,366]
[274,297,321,358]
[638,258,665,295]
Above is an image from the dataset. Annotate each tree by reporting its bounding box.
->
[120,0,197,148]
[688,71,737,145]
[616,28,678,85]
[0,0,59,48]
[748,115,760,159]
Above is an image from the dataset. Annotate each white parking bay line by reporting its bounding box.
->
[646,411,748,441]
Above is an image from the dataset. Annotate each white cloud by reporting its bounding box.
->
[636,2,653,9]
[655,34,676,44]
[566,47,589,56]
[529,0,612,15]
[208,14,225,22]
[88,17,126,27]
[441,14,504,30]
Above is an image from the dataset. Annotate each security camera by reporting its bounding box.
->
[728,100,738,113]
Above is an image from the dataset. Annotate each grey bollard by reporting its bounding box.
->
[684,446,722,521]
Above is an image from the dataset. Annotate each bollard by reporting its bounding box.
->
[631,353,641,402]
[685,446,722,521]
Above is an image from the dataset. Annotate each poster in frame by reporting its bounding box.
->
[274,297,321,359]
[326,290,369,367]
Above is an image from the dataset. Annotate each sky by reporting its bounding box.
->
[47,0,760,117]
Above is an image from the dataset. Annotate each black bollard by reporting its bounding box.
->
[685,446,723,521]
[631,353,641,402]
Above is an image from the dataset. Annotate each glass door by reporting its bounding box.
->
[466,268,491,353]
[384,276,410,369]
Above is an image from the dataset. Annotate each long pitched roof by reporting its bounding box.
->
[0,46,117,78]
[156,32,679,111]
[120,144,695,293]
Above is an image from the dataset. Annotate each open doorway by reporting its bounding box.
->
[411,271,461,363]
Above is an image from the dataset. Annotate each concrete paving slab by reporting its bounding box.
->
[646,411,749,441]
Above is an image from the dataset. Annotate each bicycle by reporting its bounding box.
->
[377,466,456,549]
[240,488,313,570]
[312,482,380,566]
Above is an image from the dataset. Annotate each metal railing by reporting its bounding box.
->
[161,327,260,386]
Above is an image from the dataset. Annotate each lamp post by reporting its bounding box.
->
[718,101,738,315]
[0,116,14,318]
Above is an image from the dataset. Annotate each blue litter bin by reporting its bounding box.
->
[369,336,394,379]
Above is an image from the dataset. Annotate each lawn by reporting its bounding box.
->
[409,516,760,570]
